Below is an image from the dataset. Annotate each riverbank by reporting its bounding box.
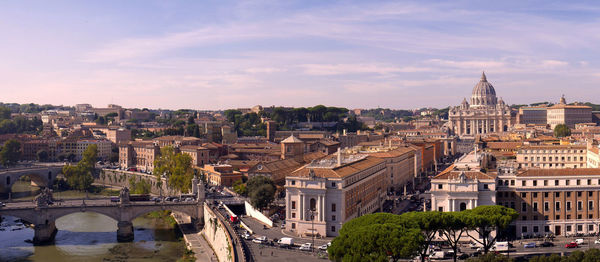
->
[172,213,218,262]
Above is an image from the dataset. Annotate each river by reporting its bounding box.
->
[0,182,187,262]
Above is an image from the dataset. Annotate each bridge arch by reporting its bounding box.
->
[51,207,121,222]
[0,166,63,193]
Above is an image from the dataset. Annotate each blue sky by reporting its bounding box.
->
[2,0,600,110]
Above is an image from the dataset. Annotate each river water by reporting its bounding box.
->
[0,182,187,262]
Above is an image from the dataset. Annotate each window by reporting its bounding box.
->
[590,225,595,231]
[291,180,296,185]
[567,201,572,211]
[578,201,583,211]
[555,180,559,186]
[533,226,539,233]
[292,201,296,210]
[567,214,571,219]
[438,207,444,212]
[566,180,570,186]
[310,198,316,211]
[292,213,296,218]
[578,191,582,197]
[522,226,528,233]
[533,181,538,186]
[483,184,489,190]
[545,192,549,198]
[545,226,550,232]
[533,202,538,211]
[590,201,594,210]
[544,180,548,186]
[577,180,581,185]
[332,215,336,221]
[589,179,593,185]
[578,214,582,219]
[533,192,538,198]
[522,216,527,221]
[511,202,515,209]
[331,182,336,187]
[511,180,515,186]
[578,225,583,232]
[556,215,560,220]
[556,202,561,211]
[331,226,336,232]
[566,225,572,232]
[332,204,336,212]
[522,203,527,212]
[522,181,526,186]
[534,216,538,220]
[291,223,296,229]
[567,192,571,197]
[545,215,549,220]
[590,191,594,197]
[544,202,549,211]
[556,192,561,197]
[590,214,594,219]
[438,184,443,189]
[521,192,527,198]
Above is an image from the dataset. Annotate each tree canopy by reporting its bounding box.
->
[246,176,276,209]
[463,205,518,254]
[554,124,571,138]
[62,144,97,191]
[329,213,423,262]
[0,139,22,167]
[153,146,195,193]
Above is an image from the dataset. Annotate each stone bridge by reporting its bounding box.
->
[0,163,64,193]
[0,184,206,245]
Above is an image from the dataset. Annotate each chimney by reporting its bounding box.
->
[337,148,342,167]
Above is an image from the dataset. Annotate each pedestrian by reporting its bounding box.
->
[260,250,262,256]
[271,251,273,256]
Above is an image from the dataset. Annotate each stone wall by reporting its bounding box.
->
[203,204,235,262]
[97,169,181,195]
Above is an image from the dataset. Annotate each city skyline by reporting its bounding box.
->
[3,1,600,110]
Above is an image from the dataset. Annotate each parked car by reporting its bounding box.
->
[541,242,554,247]
[299,243,313,251]
[318,242,331,250]
[524,242,536,248]
[594,239,600,245]
[252,236,267,244]
[241,232,252,240]
[565,242,578,248]
[0,202,6,207]
[278,237,294,248]
[458,253,470,260]
[575,238,585,245]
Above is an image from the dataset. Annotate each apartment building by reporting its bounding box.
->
[198,164,242,187]
[77,139,112,161]
[119,141,160,172]
[516,145,587,169]
[180,145,209,167]
[285,154,386,237]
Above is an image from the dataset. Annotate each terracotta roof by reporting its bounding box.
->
[291,156,384,179]
[180,145,207,151]
[433,167,496,180]
[486,142,523,150]
[368,147,415,158]
[521,144,586,150]
[281,135,303,143]
[548,104,592,109]
[518,168,600,177]
[316,139,340,146]
[303,152,328,163]
[589,146,599,154]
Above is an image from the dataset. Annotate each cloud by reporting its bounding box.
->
[300,63,431,76]
[244,67,287,74]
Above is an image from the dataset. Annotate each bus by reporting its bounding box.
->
[129,194,150,201]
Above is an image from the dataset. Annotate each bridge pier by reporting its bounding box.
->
[33,220,57,245]
[117,221,134,242]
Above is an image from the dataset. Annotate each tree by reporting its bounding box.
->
[232,179,247,196]
[463,206,518,254]
[401,211,446,262]
[246,176,276,209]
[329,213,423,262]
[129,177,151,194]
[439,212,468,262]
[554,124,571,138]
[153,146,194,193]
[0,106,11,120]
[0,139,22,166]
[62,144,97,191]
[36,150,49,162]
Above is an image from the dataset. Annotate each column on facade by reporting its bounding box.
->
[299,194,304,220]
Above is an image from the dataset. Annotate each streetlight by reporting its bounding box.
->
[306,209,318,253]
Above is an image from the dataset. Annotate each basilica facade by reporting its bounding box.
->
[449,73,512,137]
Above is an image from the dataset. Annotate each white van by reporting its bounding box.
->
[495,241,509,251]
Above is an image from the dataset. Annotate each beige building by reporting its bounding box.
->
[119,141,160,172]
[547,96,592,129]
[199,164,242,187]
[449,73,512,136]
[518,106,548,125]
[106,128,131,144]
[516,145,587,169]
[588,143,600,168]
[285,154,386,237]
[180,145,210,167]
[76,139,112,161]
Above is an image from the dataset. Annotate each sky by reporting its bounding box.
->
[2,0,600,110]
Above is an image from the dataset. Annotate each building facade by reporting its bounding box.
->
[516,145,587,169]
[449,73,512,137]
[547,96,592,129]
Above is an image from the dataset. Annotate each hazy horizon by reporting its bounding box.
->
[3,1,600,110]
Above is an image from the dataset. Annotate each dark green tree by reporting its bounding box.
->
[232,179,247,196]
[62,144,97,191]
[0,139,22,166]
[329,213,422,262]
[466,252,512,262]
[153,146,194,193]
[463,205,519,254]
[554,124,571,138]
[246,176,276,209]
[439,212,468,262]
[401,211,446,262]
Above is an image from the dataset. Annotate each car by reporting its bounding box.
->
[575,239,585,245]
[594,239,600,245]
[299,243,313,251]
[541,242,554,247]
[318,244,329,250]
[565,242,578,248]
[0,202,5,207]
[458,253,470,260]
[252,236,267,244]
[524,242,536,248]
[241,232,252,240]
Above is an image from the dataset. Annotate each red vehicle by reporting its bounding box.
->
[565,242,578,248]
[230,214,238,223]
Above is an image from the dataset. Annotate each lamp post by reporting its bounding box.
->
[306,209,318,253]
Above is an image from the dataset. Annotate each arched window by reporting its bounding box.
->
[6,176,10,185]
[460,202,467,211]
[310,198,316,211]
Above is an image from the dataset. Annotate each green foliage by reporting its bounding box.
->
[329,213,423,262]
[62,144,97,191]
[400,211,446,261]
[232,179,247,196]
[463,205,518,254]
[96,116,107,125]
[358,108,414,122]
[0,139,22,166]
[554,124,571,138]
[153,146,194,193]
[527,249,600,262]
[0,114,43,135]
[246,176,276,209]
[0,106,11,120]
[129,177,152,194]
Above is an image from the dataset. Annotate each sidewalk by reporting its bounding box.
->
[173,215,218,262]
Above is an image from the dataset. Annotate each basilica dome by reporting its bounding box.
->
[470,72,497,108]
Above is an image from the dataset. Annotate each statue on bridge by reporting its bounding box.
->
[34,187,53,207]
[119,187,130,204]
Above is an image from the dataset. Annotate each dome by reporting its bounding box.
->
[470,72,498,108]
